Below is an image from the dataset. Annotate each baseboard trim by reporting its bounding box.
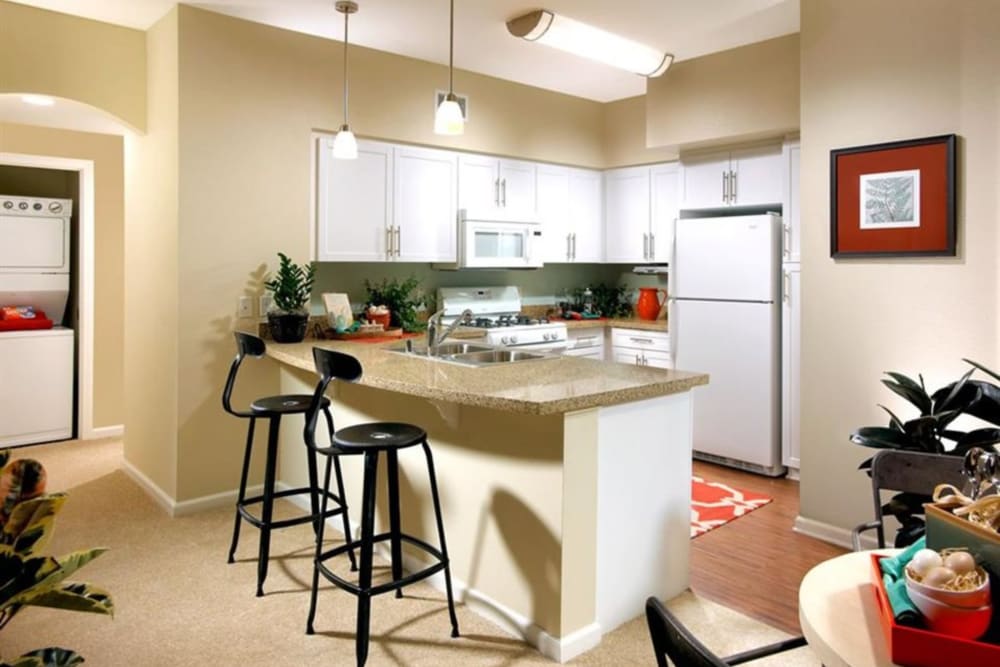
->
[793,515,878,550]
[122,458,261,518]
[86,424,124,440]
[278,484,601,662]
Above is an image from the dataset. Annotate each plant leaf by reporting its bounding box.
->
[882,373,933,414]
[1,495,67,554]
[15,647,85,667]
[850,426,915,449]
[26,582,113,617]
[878,405,905,431]
[964,358,1000,383]
[3,548,107,610]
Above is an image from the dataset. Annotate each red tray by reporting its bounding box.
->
[870,554,1000,667]
[0,317,53,331]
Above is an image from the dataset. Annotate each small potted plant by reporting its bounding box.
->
[263,252,315,343]
[363,276,427,333]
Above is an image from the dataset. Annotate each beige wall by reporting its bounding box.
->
[646,34,799,150]
[798,0,1000,532]
[0,122,125,429]
[123,9,179,497]
[602,96,678,168]
[0,1,146,131]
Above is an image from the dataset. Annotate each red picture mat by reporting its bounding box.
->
[831,134,956,257]
[690,475,772,538]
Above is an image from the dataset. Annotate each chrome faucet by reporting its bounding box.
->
[426,308,473,355]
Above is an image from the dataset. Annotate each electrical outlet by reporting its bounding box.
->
[259,295,272,317]
[237,296,253,318]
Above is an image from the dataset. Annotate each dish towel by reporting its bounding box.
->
[878,536,926,627]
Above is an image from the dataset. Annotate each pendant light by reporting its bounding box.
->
[333,1,359,159]
[434,0,464,135]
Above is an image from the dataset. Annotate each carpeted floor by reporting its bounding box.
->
[2,439,818,666]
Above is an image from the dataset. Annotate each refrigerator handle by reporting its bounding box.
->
[667,298,677,361]
[782,224,791,260]
[782,271,791,304]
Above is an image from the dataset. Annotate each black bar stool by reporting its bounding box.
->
[222,332,356,597]
[303,347,460,667]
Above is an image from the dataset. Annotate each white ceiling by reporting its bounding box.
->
[11,0,800,102]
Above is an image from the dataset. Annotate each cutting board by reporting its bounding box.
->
[322,293,353,328]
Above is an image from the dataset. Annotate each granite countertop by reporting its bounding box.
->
[555,317,668,332]
[267,339,707,416]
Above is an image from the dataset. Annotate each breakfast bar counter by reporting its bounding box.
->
[267,339,706,662]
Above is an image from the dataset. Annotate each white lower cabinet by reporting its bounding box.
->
[781,265,800,469]
[610,328,671,369]
[563,329,605,360]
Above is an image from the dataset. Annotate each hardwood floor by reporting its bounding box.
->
[690,460,846,634]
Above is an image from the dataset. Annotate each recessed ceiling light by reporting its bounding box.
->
[507,10,673,78]
[21,94,55,107]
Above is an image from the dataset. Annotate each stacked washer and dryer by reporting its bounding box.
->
[0,195,75,447]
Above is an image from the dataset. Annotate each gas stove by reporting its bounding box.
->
[438,286,568,350]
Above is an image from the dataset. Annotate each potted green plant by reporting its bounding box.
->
[363,276,427,333]
[850,359,1000,545]
[263,252,315,343]
[0,450,113,667]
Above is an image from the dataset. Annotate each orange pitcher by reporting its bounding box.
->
[636,287,667,321]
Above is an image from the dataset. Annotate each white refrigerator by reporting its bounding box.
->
[671,212,784,476]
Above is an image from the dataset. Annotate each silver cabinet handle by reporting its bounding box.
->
[494,179,500,207]
[385,226,393,259]
[722,171,729,204]
[730,170,737,204]
[395,226,401,257]
[501,178,507,207]
[630,337,654,345]
[635,353,640,365]
[643,233,649,260]
[650,233,656,260]
[567,233,572,261]
[571,233,577,260]
[783,224,791,260]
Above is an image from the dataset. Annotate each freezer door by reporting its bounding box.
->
[673,214,780,302]
[673,299,780,469]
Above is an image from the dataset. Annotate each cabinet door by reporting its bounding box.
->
[781,265,800,469]
[458,154,499,211]
[536,164,571,262]
[731,145,783,207]
[613,349,643,366]
[650,163,679,264]
[783,142,801,263]
[642,350,673,369]
[393,145,457,262]
[604,166,650,263]
[680,152,728,209]
[498,159,537,217]
[568,168,604,262]
[317,138,392,261]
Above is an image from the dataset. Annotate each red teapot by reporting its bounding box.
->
[635,287,667,321]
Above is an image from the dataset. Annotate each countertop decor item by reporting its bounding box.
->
[636,287,667,321]
[363,276,426,333]
[830,134,956,258]
[848,358,1000,546]
[263,252,315,343]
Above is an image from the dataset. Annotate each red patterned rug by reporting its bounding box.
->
[691,475,773,538]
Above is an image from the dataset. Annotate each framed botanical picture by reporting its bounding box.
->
[830,134,956,257]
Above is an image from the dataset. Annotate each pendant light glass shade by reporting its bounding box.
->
[332,124,358,159]
[334,1,359,159]
[434,94,464,135]
[435,0,464,135]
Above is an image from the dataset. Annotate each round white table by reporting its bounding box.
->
[799,550,901,667]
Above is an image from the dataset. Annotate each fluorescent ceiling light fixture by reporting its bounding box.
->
[507,10,673,77]
[21,94,55,106]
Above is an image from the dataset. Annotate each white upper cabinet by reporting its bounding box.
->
[393,145,457,262]
[458,154,536,217]
[316,138,393,261]
[605,163,679,263]
[568,168,604,262]
[537,165,604,263]
[782,141,801,264]
[605,166,651,263]
[681,144,783,209]
[650,163,680,264]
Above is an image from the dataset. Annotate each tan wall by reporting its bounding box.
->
[168,6,606,500]
[602,96,678,168]
[0,1,146,131]
[646,34,799,150]
[123,9,179,497]
[0,122,125,429]
[798,0,1000,532]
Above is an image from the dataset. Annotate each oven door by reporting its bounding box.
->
[460,219,543,269]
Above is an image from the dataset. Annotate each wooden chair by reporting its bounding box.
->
[645,597,806,666]
[850,449,967,551]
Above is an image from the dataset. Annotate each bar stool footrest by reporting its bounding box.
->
[237,486,346,530]
[315,531,448,598]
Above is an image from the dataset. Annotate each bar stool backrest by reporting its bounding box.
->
[222,331,266,418]
[303,347,363,452]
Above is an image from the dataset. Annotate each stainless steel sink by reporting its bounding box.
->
[430,342,495,356]
[450,349,548,364]
[385,340,553,367]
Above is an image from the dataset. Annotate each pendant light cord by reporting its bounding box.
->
[448,0,454,94]
[342,7,350,125]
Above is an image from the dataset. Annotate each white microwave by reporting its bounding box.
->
[436,209,543,270]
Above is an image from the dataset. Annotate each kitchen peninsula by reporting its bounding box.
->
[267,340,707,662]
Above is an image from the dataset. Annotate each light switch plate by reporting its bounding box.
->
[259,295,272,317]
[237,296,253,318]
